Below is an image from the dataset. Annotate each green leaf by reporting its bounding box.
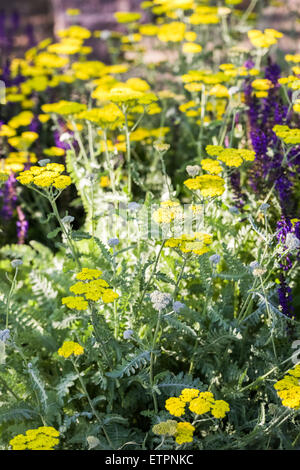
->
[71,231,92,241]
[106,351,151,379]
[47,227,61,239]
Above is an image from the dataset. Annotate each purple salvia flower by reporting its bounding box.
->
[0,172,17,219]
[16,206,29,245]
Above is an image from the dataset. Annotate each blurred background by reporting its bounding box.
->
[0,0,142,64]
[0,0,299,67]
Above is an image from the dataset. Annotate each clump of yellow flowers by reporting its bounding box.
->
[58,340,84,358]
[62,267,119,310]
[165,388,230,419]
[165,232,213,256]
[274,364,300,409]
[17,163,71,190]
[152,200,182,224]
[251,78,274,98]
[273,125,300,145]
[152,388,230,445]
[184,174,225,197]
[9,426,60,450]
[206,144,256,167]
[248,29,283,49]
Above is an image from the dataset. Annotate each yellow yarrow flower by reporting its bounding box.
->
[58,340,84,358]
[100,175,110,188]
[182,42,202,54]
[152,200,182,224]
[209,84,229,98]
[114,12,141,23]
[211,400,230,418]
[165,396,186,417]
[10,427,60,451]
[184,174,225,197]
[201,158,223,174]
[175,422,195,445]
[179,388,200,402]
[274,364,300,409]
[62,296,88,310]
[75,268,102,280]
[157,22,186,42]
[152,420,178,436]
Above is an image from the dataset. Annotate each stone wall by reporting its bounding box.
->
[0,0,142,64]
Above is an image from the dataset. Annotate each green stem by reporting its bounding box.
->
[173,256,188,299]
[189,276,213,375]
[150,310,162,414]
[103,129,116,195]
[124,109,132,197]
[5,267,18,329]
[49,194,81,269]
[0,374,21,401]
[71,358,113,448]
[138,240,166,309]
[90,306,111,367]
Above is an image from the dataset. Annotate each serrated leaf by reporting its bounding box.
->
[71,231,91,241]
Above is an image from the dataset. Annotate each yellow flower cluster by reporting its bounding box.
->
[77,104,124,129]
[152,419,195,445]
[157,21,186,42]
[206,145,256,166]
[293,99,300,114]
[152,420,178,436]
[114,12,142,23]
[165,233,213,256]
[9,426,60,450]
[8,131,38,151]
[184,174,225,197]
[165,388,230,419]
[152,200,182,224]
[62,268,119,309]
[41,100,87,116]
[17,163,71,189]
[43,146,65,157]
[175,422,195,445]
[182,69,229,87]
[189,6,220,25]
[209,84,230,98]
[182,42,202,54]
[7,111,34,129]
[201,158,223,175]
[93,85,158,110]
[273,125,300,145]
[248,29,283,48]
[58,340,84,358]
[0,151,37,174]
[274,364,300,409]
[219,63,259,78]
[285,54,300,63]
[251,78,274,98]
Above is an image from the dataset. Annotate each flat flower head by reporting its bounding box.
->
[179,388,200,402]
[75,268,102,281]
[210,399,230,418]
[58,340,84,358]
[101,289,119,303]
[189,397,212,415]
[10,427,59,450]
[114,12,141,23]
[165,396,186,417]
[62,296,88,310]
[53,175,72,190]
[175,422,195,445]
[184,174,225,197]
[152,420,178,436]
